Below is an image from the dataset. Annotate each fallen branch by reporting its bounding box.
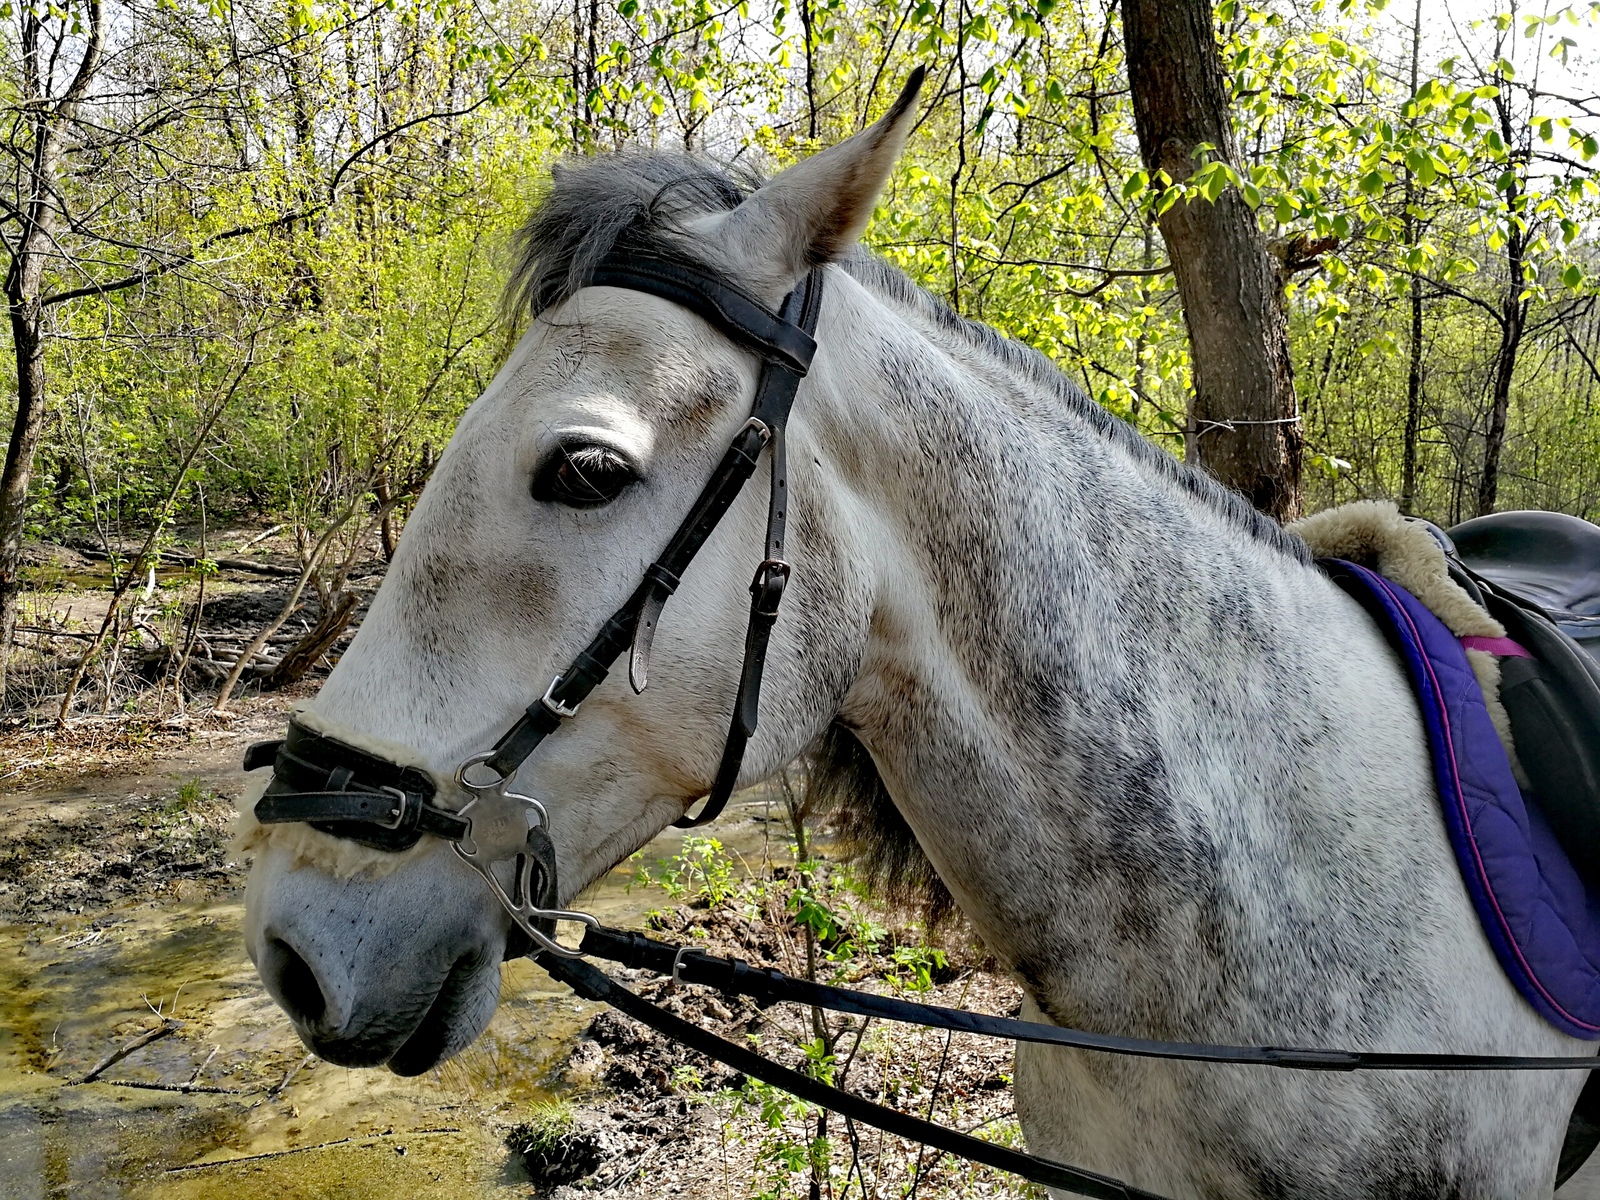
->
[264,1052,314,1100]
[95,1078,244,1095]
[164,1127,462,1173]
[75,1018,181,1083]
[14,625,96,640]
[185,1043,219,1089]
[237,524,284,551]
[71,545,299,579]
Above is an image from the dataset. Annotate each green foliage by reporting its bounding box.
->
[633,835,739,908]
[888,943,949,993]
[11,0,1600,599]
[506,1100,577,1158]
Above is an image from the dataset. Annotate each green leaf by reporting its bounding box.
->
[1563,263,1584,288]
[1121,170,1148,200]
[1358,170,1384,196]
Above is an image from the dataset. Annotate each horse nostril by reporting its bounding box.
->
[271,938,327,1023]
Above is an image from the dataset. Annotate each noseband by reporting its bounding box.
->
[246,255,825,956]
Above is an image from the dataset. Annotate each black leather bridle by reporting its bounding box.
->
[246,254,824,950]
[242,252,1600,1200]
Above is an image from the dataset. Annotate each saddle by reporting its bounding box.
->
[1444,512,1600,1186]
[1439,511,1600,896]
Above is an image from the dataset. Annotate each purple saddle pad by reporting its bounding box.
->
[1329,559,1600,1039]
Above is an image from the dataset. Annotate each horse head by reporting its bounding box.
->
[242,76,924,1074]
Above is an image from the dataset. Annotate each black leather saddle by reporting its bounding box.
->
[1450,510,1600,662]
[1430,510,1600,1184]
[1429,511,1600,893]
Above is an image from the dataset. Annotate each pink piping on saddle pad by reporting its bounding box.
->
[1460,635,1533,658]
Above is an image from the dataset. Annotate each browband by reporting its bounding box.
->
[587,258,817,375]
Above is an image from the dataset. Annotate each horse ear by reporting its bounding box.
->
[713,68,924,294]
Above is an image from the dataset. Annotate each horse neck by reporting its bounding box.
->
[806,268,1418,1030]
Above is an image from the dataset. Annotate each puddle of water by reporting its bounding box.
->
[0,791,789,1199]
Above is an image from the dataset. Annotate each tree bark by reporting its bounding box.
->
[0,2,106,703]
[0,311,46,699]
[1476,89,1530,518]
[1121,0,1302,521]
[1400,0,1424,517]
[1478,280,1525,516]
[264,589,359,688]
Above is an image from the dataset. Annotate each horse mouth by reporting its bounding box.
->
[384,948,500,1076]
[281,943,500,1075]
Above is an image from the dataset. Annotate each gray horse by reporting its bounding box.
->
[239,77,1590,1197]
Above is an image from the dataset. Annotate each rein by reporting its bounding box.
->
[243,253,1596,1200]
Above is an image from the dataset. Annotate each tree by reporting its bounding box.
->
[0,0,105,700]
[1121,0,1303,521]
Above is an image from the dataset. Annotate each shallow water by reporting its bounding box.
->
[0,781,789,1200]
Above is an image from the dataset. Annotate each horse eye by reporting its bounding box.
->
[532,443,639,508]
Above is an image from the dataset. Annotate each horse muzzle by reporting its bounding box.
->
[245,837,508,1073]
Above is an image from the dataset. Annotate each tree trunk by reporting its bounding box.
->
[0,311,45,700]
[1400,0,1424,517]
[1121,0,1302,521]
[1477,284,1525,516]
[375,474,399,560]
[1402,279,1425,516]
[0,2,105,705]
[264,589,359,688]
[1477,91,1529,519]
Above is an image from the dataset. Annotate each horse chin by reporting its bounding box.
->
[287,942,503,1073]
[384,948,504,1076]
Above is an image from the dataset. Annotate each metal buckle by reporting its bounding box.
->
[540,674,581,720]
[372,785,410,830]
[739,416,772,444]
[750,559,791,611]
[671,944,704,985]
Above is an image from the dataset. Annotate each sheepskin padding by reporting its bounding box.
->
[231,704,451,878]
[1289,500,1521,772]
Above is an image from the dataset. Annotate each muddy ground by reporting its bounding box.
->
[0,695,1038,1200]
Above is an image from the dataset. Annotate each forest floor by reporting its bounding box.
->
[0,570,1040,1200]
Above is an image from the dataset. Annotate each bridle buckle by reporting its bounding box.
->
[750,559,791,614]
[540,674,582,720]
[372,785,410,830]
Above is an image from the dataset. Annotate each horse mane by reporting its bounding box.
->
[506,150,1311,920]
